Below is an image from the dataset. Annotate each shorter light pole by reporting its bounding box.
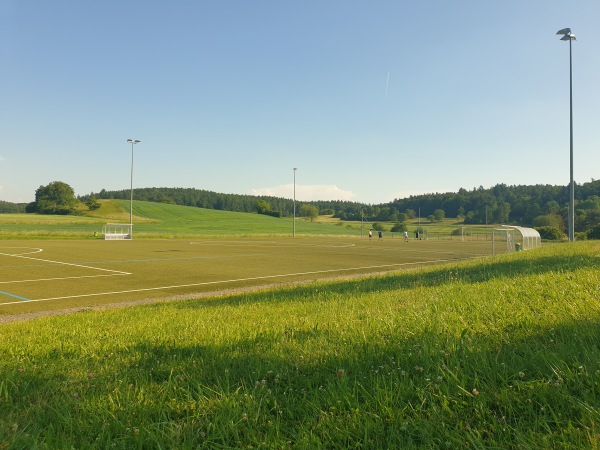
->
[485,205,488,241]
[361,211,364,238]
[127,139,141,236]
[293,168,297,237]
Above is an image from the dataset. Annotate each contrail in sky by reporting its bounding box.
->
[385,72,390,103]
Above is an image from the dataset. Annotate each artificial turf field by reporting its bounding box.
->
[0,236,496,317]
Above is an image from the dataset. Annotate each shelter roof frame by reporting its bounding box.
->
[502,225,541,250]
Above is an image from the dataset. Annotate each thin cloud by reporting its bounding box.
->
[251,184,355,202]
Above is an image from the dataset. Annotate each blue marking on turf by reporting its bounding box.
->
[0,291,31,302]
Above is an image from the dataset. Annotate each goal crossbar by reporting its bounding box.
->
[102,223,132,240]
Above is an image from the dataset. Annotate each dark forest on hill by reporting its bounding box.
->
[77,180,600,234]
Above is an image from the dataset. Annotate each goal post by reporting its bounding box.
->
[102,223,133,240]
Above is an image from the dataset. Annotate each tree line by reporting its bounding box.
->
[81,187,364,219]
[5,180,600,237]
[0,200,27,213]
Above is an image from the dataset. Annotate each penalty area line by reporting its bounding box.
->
[0,247,43,256]
[0,273,130,285]
[4,258,463,306]
[2,253,131,275]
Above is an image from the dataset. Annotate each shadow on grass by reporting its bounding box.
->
[99,316,600,447]
[9,316,600,448]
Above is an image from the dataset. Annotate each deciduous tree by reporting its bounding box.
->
[34,181,78,215]
[255,200,271,214]
[299,204,319,221]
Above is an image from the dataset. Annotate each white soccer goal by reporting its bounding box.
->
[102,223,132,240]
[492,228,515,255]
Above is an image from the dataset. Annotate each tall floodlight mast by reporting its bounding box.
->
[556,27,576,242]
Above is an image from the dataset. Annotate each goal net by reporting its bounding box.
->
[491,228,515,255]
[102,223,132,240]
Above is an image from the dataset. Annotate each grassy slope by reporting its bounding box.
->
[0,200,489,240]
[1,242,599,448]
[120,200,356,237]
[0,200,365,239]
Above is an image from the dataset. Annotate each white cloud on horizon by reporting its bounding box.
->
[251,184,355,202]
[251,185,460,204]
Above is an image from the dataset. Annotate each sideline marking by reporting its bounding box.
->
[0,258,466,306]
[0,273,130,284]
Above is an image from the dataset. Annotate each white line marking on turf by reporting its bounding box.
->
[189,241,357,248]
[0,273,130,284]
[0,247,44,256]
[0,258,464,306]
[0,248,132,284]
[0,252,131,275]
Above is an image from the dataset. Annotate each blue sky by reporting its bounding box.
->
[1,1,598,204]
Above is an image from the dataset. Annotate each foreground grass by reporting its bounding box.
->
[1,242,599,448]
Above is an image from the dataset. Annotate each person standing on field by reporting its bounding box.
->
[378,230,383,240]
[369,230,373,240]
[404,230,409,242]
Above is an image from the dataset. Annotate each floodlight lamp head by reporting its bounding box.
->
[557,28,575,41]
[127,139,133,143]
